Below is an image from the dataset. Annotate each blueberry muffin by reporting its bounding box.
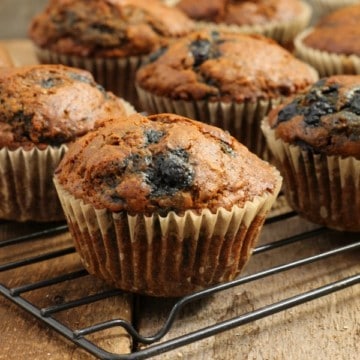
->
[262,75,360,231]
[54,112,282,296]
[28,0,194,109]
[136,30,318,156]
[295,4,360,76]
[0,64,131,222]
[175,0,311,48]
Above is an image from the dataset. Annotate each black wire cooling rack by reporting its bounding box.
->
[1,210,359,360]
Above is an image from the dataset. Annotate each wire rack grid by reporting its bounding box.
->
[0,210,359,359]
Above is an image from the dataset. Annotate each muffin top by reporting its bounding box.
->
[28,0,194,57]
[267,76,360,158]
[302,4,360,56]
[0,64,127,150]
[176,0,306,26]
[55,112,280,215]
[136,30,318,102]
[0,46,13,67]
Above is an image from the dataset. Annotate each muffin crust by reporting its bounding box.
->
[268,75,360,158]
[29,0,194,57]
[136,30,318,103]
[0,64,126,150]
[55,113,279,215]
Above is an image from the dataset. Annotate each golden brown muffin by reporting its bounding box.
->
[175,0,311,47]
[28,0,195,108]
[302,5,360,56]
[267,76,360,157]
[137,31,317,102]
[0,65,127,150]
[29,0,194,58]
[0,64,129,222]
[136,30,318,155]
[56,112,279,214]
[295,4,360,76]
[54,112,282,296]
[262,76,360,231]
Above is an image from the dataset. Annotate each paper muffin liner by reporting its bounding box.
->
[294,28,360,77]
[54,173,282,297]
[34,47,149,111]
[0,145,68,222]
[262,120,360,232]
[137,86,284,158]
[182,0,312,48]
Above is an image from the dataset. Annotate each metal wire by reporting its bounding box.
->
[73,236,360,345]
[0,212,359,360]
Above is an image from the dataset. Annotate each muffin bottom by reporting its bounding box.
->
[54,175,282,297]
[262,121,360,232]
[0,145,67,222]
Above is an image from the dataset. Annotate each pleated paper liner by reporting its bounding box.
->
[34,47,149,111]
[294,28,360,77]
[170,0,311,49]
[262,120,360,232]
[54,171,282,297]
[137,86,284,159]
[0,145,67,222]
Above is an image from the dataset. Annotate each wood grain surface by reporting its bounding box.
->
[0,40,359,360]
[0,222,133,360]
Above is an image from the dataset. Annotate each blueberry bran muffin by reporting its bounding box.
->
[295,4,360,76]
[0,64,128,222]
[28,0,194,108]
[262,76,360,231]
[175,0,311,47]
[136,30,318,156]
[54,112,282,296]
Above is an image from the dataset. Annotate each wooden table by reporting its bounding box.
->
[0,40,359,360]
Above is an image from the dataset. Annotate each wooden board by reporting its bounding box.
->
[0,40,359,360]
